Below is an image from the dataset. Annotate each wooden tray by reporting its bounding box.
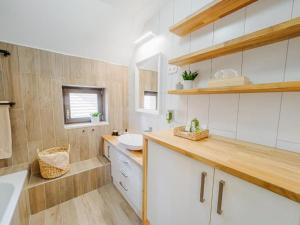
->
[174,126,209,141]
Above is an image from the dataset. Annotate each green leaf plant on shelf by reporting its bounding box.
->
[181,70,199,89]
[90,112,102,123]
[166,110,174,124]
[185,118,202,133]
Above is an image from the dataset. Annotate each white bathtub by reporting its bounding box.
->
[0,170,27,225]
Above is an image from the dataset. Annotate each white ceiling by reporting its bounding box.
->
[0,0,169,65]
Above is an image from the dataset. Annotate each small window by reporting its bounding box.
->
[143,91,157,110]
[62,86,105,124]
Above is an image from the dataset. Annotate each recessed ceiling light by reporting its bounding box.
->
[134,31,156,45]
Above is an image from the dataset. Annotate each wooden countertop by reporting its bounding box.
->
[102,135,143,167]
[144,130,300,203]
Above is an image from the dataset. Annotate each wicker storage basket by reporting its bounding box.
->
[174,126,209,141]
[37,145,70,179]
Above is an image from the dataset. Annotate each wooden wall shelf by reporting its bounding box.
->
[169,17,300,66]
[168,81,300,95]
[170,0,257,36]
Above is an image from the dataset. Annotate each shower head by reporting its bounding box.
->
[0,50,10,57]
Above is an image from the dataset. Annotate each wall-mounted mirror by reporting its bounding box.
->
[135,53,161,115]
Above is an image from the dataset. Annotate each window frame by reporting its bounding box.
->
[62,86,105,124]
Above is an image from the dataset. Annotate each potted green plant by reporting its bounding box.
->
[90,112,101,123]
[181,70,199,89]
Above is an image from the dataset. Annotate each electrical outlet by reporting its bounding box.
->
[168,65,178,74]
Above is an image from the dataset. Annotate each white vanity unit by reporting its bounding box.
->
[144,131,300,225]
[103,135,143,217]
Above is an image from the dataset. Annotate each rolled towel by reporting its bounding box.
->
[39,151,69,170]
[0,105,12,159]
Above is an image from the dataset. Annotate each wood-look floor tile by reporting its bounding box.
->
[60,200,81,225]
[29,210,45,225]
[44,205,63,225]
[29,184,141,225]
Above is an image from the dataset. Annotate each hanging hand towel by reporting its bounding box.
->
[0,105,12,159]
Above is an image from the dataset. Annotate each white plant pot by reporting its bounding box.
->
[183,80,193,89]
[91,116,99,123]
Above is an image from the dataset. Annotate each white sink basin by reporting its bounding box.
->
[118,134,143,151]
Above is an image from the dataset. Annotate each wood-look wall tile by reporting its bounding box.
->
[0,41,129,173]
[79,128,90,161]
[28,185,46,214]
[52,80,68,146]
[18,46,40,75]
[69,57,83,84]
[68,129,81,163]
[38,76,56,149]
[108,82,124,130]
[0,66,6,100]
[14,190,30,225]
[59,175,75,203]
[89,168,98,190]
[60,56,71,84]
[0,47,12,101]
[122,67,129,130]
[45,181,61,209]
[74,171,89,196]
[96,166,105,187]
[28,140,43,174]
[39,51,55,78]
[88,127,101,158]
[6,44,23,109]
[0,159,10,168]
[10,109,28,165]
[21,73,42,142]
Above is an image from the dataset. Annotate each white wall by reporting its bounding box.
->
[0,0,168,65]
[129,0,300,154]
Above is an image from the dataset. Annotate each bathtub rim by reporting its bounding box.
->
[0,170,28,225]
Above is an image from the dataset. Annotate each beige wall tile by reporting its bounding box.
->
[0,41,128,170]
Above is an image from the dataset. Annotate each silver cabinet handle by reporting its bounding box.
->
[120,169,128,178]
[119,181,128,191]
[200,172,207,203]
[107,145,110,158]
[217,180,225,215]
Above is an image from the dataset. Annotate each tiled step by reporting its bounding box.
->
[26,157,111,214]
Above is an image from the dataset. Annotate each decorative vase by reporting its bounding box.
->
[176,82,184,90]
[91,116,99,123]
[183,80,193,89]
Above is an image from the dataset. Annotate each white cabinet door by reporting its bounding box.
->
[211,169,300,225]
[147,141,214,225]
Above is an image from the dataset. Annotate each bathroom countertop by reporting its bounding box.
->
[144,130,300,203]
[102,135,143,167]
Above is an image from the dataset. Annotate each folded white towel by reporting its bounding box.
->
[39,151,69,170]
[0,105,12,159]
